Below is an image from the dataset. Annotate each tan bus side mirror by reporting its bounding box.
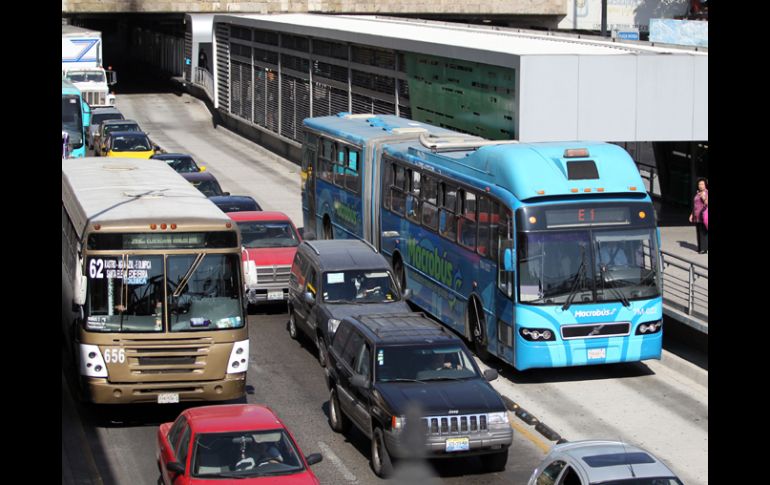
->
[73,256,87,306]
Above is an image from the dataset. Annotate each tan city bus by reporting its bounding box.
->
[62,158,249,404]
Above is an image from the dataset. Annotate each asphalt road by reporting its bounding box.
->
[64,87,707,485]
[63,308,546,484]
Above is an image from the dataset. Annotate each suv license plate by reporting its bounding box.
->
[587,348,606,360]
[157,393,179,404]
[445,437,470,452]
[268,290,283,300]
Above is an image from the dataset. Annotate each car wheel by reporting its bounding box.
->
[288,312,299,340]
[317,334,328,367]
[371,427,394,478]
[480,449,509,472]
[329,388,351,433]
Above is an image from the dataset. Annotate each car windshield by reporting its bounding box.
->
[61,95,83,146]
[85,254,243,332]
[104,123,139,136]
[112,135,151,152]
[191,429,305,479]
[66,71,105,83]
[592,479,683,485]
[237,221,299,248]
[92,113,123,125]
[163,157,199,173]
[322,269,399,303]
[192,179,223,196]
[518,227,660,305]
[376,344,479,382]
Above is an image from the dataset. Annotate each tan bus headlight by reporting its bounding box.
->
[79,344,108,378]
[227,340,250,374]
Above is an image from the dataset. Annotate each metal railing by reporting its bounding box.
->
[636,160,659,196]
[194,67,215,102]
[660,250,708,322]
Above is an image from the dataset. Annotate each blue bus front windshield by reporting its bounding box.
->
[518,227,660,305]
[62,95,84,148]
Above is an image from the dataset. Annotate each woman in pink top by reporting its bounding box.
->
[688,178,708,254]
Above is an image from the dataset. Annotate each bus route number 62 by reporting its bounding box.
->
[104,348,126,364]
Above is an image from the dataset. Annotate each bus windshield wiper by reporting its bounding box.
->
[562,247,587,311]
[600,264,630,307]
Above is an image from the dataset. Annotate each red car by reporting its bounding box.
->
[157,404,322,484]
[228,212,301,308]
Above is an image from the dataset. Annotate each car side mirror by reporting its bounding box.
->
[303,292,315,305]
[199,166,207,172]
[305,453,323,466]
[223,192,231,196]
[351,373,370,390]
[402,288,413,300]
[483,369,498,382]
[167,461,185,475]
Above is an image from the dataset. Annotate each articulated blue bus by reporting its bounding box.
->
[301,114,663,370]
[62,79,90,158]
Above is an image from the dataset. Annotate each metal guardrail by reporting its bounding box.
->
[194,67,215,101]
[660,250,708,323]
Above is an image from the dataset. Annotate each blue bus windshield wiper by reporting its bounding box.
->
[562,247,587,311]
[600,264,630,307]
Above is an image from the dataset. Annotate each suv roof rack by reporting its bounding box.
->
[355,313,451,339]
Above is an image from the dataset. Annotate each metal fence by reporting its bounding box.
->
[661,250,708,323]
[194,67,215,101]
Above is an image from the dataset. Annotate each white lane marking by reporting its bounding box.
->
[317,441,358,483]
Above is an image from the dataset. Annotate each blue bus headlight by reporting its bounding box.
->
[519,328,556,341]
[635,320,663,335]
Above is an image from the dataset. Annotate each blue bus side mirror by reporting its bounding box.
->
[504,248,513,272]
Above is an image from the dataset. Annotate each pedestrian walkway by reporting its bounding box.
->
[655,201,708,334]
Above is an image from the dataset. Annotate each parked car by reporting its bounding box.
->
[181,171,228,197]
[87,106,123,149]
[95,119,141,156]
[152,153,206,173]
[211,195,261,213]
[157,404,323,484]
[104,131,157,159]
[229,211,300,309]
[325,312,512,478]
[287,239,412,367]
[527,440,683,485]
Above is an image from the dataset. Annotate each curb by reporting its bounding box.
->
[651,349,708,388]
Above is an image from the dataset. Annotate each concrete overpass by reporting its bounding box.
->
[63,1,566,29]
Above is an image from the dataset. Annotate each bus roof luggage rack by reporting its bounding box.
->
[419,132,518,153]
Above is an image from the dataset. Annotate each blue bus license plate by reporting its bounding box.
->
[445,437,470,452]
